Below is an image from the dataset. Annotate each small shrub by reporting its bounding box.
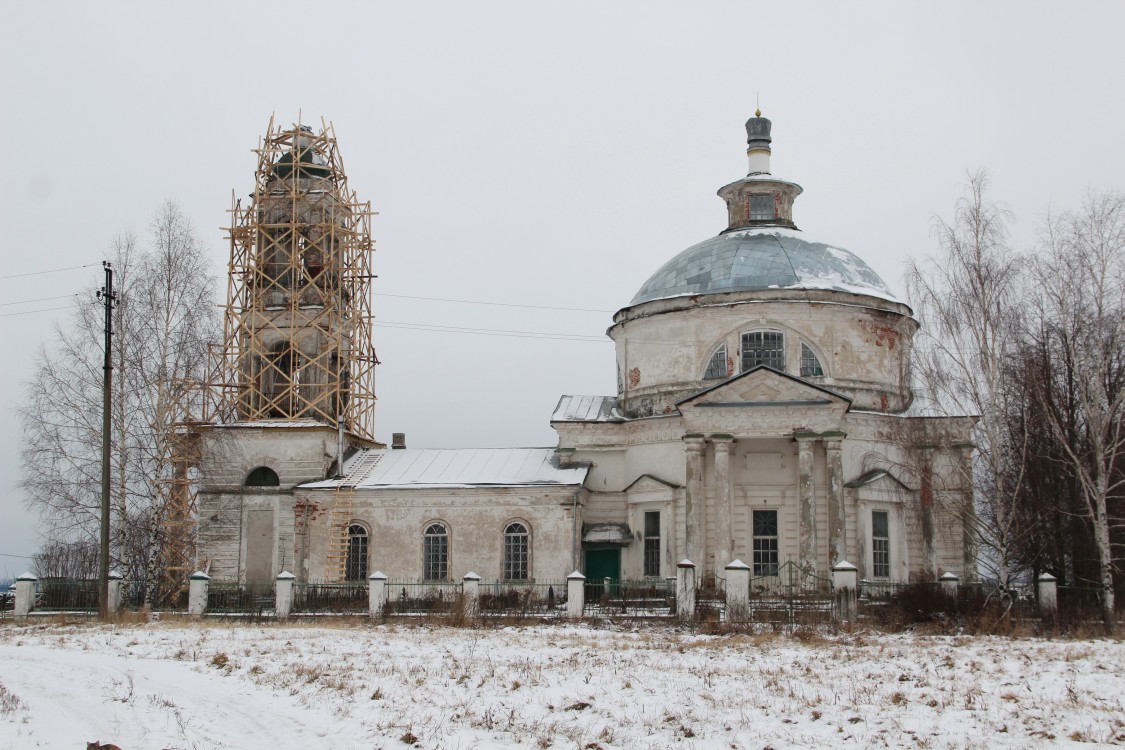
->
[210,652,229,668]
[399,730,419,745]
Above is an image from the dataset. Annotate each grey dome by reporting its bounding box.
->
[630,228,897,305]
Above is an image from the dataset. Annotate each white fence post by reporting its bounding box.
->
[107,571,124,615]
[1037,572,1058,624]
[940,571,959,601]
[275,571,296,620]
[676,560,696,620]
[462,572,481,619]
[188,571,210,617]
[567,571,585,619]
[724,560,750,622]
[14,572,36,619]
[831,561,859,625]
[368,571,387,618]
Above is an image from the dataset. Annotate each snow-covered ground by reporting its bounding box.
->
[1,620,1122,749]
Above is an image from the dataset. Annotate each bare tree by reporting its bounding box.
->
[906,171,1034,587]
[32,539,99,580]
[1031,190,1125,627]
[18,201,218,591]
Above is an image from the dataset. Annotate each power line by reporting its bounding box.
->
[0,293,84,308]
[0,553,34,560]
[377,319,609,342]
[0,262,100,281]
[379,292,614,314]
[0,302,86,319]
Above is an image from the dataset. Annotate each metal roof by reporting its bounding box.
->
[302,448,588,490]
[551,395,621,423]
[630,227,897,305]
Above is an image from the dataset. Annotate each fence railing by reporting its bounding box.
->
[36,578,99,612]
[206,582,276,615]
[585,578,676,617]
[384,581,462,615]
[293,582,368,614]
[478,581,568,618]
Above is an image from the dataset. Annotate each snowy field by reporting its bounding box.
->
[1,620,1123,749]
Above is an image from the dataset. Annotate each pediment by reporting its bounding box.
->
[677,366,851,411]
[624,474,680,494]
[845,469,914,492]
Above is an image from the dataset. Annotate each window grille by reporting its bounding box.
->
[423,523,449,580]
[643,511,661,577]
[741,331,785,372]
[345,524,368,581]
[800,343,824,377]
[503,522,529,580]
[749,193,774,221]
[752,510,779,576]
[703,344,728,379]
[872,511,890,578]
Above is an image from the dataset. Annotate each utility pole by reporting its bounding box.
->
[97,261,117,620]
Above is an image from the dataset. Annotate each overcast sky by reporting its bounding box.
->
[2,1,1123,576]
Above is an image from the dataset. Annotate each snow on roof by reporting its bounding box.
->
[302,448,588,490]
[552,395,622,422]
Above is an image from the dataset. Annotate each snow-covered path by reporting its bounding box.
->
[1,621,1123,749]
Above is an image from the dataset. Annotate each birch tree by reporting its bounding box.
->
[1031,190,1125,627]
[18,201,218,589]
[906,171,1034,587]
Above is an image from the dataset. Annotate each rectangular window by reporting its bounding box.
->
[752,510,779,576]
[872,511,890,578]
[643,511,661,577]
[749,194,774,221]
[741,331,785,372]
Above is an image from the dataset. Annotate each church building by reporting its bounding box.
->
[195,113,976,588]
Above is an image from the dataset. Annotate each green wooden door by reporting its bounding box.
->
[584,549,620,582]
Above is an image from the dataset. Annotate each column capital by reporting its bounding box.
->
[710,434,735,450]
[683,433,707,451]
[793,431,819,444]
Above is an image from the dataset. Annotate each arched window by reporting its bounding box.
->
[423,523,449,581]
[244,466,280,486]
[741,331,785,372]
[503,522,530,580]
[800,342,824,377]
[703,344,728,380]
[345,524,368,581]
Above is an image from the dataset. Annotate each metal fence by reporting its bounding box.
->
[36,578,99,612]
[293,582,368,614]
[734,563,835,626]
[478,581,568,618]
[384,581,462,615]
[585,578,676,618]
[206,582,276,615]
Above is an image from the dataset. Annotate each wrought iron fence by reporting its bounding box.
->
[384,581,462,615]
[478,581,568,618]
[294,582,368,614]
[735,562,835,626]
[121,580,189,611]
[36,578,99,612]
[206,582,276,615]
[585,578,676,618]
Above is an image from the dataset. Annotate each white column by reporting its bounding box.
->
[566,571,585,619]
[275,571,296,620]
[832,560,858,625]
[462,572,481,618]
[188,571,210,617]
[14,572,36,619]
[795,435,819,575]
[676,559,697,620]
[683,435,707,567]
[107,571,124,615]
[1037,572,1058,624]
[712,435,734,579]
[368,571,387,618]
[724,560,750,622]
[825,435,846,566]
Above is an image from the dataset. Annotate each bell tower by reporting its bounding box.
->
[215,117,378,440]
